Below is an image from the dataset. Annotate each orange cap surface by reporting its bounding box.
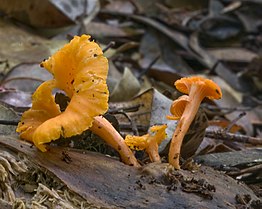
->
[17,35,109,151]
[175,76,222,100]
[125,125,167,150]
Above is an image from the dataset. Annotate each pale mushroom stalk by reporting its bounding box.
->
[146,135,161,162]
[169,85,204,168]
[90,116,140,167]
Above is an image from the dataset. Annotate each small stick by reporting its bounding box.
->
[119,124,148,133]
[1,77,45,86]
[225,112,246,132]
[113,111,139,135]
[0,120,19,126]
[202,104,253,112]
[205,129,262,145]
[109,104,141,113]
[102,41,116,53]
[138,54,160,79]
[227,164,262,176]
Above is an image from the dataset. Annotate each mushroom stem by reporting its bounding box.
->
[90,116,140,167]
[168,85,204,169]
[146,137,161,163]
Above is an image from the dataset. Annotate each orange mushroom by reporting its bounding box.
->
[125,125,167,163]
[17,79,61,142]
[16,35,139,167]
[167,76,222,169]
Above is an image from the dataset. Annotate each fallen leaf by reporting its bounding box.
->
[0,18,66,76]
[234,1,262,33]
[207,48,257,62]
[110,67,141,102]
[1,63,52,92]
[0,90,32,112]
[103,0,135,14]
[0,104,19,135]
[0,0,73,28]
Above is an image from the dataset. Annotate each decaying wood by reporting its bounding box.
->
[0,135,261,209]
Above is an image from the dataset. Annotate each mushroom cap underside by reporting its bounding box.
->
[16,79,61,142]
[175,76,222,100]
[167,95,189,120]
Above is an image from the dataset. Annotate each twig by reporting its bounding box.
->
[119,123,148,133]
[112,111,139,135]
[1,77,45,86]
[137,54,160,79]
[0,120,19,126]
[100,10,190,50]
[227,164,262,176]
[109,104,141,114]
[202,104,253,115]
[205,129,262,145]
[102,41,116,53]
[225,112,246,132]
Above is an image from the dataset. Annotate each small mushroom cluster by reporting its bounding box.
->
[125,124,167,163]
[16,35,222,169]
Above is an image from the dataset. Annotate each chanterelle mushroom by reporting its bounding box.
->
[167,76,222,169]
[125,125,167,163]
[16,35,139,167]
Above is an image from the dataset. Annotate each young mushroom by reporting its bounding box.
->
[167,76,222,169]
[16,35,139,167]
[125,125,167,163]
